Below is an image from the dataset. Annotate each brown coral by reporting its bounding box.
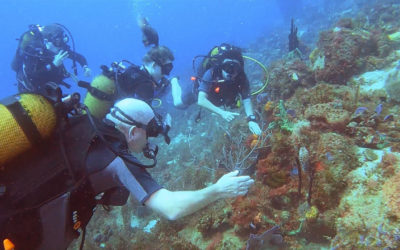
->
[383,171,400,219]
[304,103,351,130]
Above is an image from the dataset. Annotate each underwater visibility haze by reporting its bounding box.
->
[1,0,400,249]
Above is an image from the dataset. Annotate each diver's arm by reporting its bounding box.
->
[243,98,254,116]
[243,98,262,135]
[68,51,88,67]
[198,91,239,121]
[145,171,254,220]
[68,51,91,76]
[197,91,223,114]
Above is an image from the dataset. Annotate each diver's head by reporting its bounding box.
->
[143,46,174,81]
[105,98,171,154]
[221,58,241,80]
[42,24,69,53]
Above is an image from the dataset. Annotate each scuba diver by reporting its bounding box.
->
[0,93,254,249]
[111,45,174,102]
[80,45,175,119]
[80,16,174,119]
[171,43,262,135]
[11,23,91,95]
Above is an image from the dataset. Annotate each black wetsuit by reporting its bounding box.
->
[0,114,161,249]
[116,65,169,103]
[13,31,88,93]
[198,68,250,107]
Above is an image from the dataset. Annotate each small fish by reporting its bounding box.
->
[286,109,296,118]
[290,166,299,176]
[383,114,394,122]
[375,104,382,115]
[326,152,334,161]
[397,60,400,70]
[354,107,368,115]
[246,225,284,250]
[377,223,387,235]
[256,93,269,104]
[359,235,365,244]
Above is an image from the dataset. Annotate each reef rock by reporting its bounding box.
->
[304,103,350,130]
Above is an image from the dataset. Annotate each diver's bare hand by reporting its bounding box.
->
[220,111,239,122]
[214,170,254,198]
[248,121,262,135]
[83,65,92,77]
[53,50,69,67]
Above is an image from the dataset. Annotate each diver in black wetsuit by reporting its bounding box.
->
[12,23,91,94]
[101,45,174,104]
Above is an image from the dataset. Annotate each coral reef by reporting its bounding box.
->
[75,1,400,249]
[266,57,315,100]
[305,103,351,131]
[385,69,400,102]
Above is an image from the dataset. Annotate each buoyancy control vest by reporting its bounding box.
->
[81,63,157,120]
[193,43,244,84]
[0,104,132,249]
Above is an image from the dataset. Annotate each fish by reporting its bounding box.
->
[354,107,368,115]
[286,109,296,118]
[375,104,382,115]
[290,166,299,176]
[246,225,284,250]
[383,114,394,122]
[256,93,269,104]
[326,152,334,161]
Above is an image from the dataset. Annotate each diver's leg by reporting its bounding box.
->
[171,78,196,109]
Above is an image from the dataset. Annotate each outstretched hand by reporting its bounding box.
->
[248,121,262,135]
[53,50,69,67]
[214,170,254,198]
[83,66,92,77]
[220,111,240,122]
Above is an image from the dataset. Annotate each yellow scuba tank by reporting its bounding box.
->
[0,93,57,167]
[83,75,116,119]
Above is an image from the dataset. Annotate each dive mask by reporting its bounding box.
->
[152,56,173,75]
[221,59,241,75]
[111,107,171,144]
[51,33,69,48]
[160,62,173,75]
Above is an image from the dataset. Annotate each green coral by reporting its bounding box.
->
[268,100,293,132]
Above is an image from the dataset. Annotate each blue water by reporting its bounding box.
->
[0,0,294,99]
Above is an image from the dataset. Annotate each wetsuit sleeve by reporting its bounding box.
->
[123,161,163,204]
[198,69,213,93]
[239,73,250,99]
[68,51,88,67]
